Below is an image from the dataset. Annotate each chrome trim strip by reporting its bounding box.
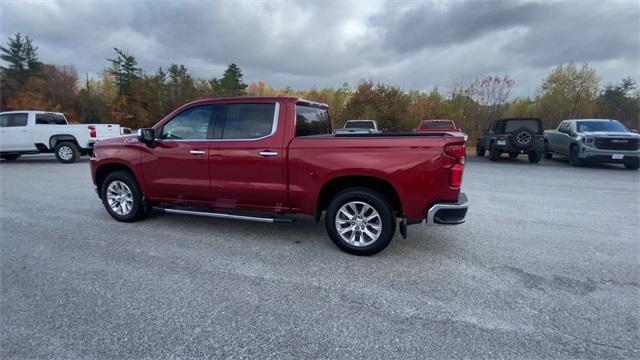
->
[158,102,280,143]
[156,207,275,223]
[426,193,469,226]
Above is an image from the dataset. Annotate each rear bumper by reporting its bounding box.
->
[426,193,469,225]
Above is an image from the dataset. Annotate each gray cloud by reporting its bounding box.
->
[0,0,638,97]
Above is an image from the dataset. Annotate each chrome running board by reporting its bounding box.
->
[154,207,294,223]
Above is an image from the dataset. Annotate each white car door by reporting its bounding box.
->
[0,112,32,151]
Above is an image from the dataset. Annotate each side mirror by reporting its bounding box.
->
[137,128,156,147]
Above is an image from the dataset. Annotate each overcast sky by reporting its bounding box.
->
[1,0,639,97]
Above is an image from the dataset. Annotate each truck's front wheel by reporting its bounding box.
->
[325,187,395,256]
[54,142,79,163]
[101,171,150,222]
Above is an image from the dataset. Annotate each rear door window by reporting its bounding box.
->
[221,103,276,140]
[36,113,66,125]
[0,113,28,127]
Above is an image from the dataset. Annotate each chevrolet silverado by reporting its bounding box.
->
[90,97,468,255]
[1,110,125,163]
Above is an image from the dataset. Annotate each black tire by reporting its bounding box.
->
[1,154,20,161]
[476,143,485,157]
[512,127,534,149]
[489,143,501,161]
[528,150,542,163]
[54,141,80,163]
[325,187,396,256]
[509,152,519,158]
[100,170,150,222]
[624,158,639,170]
[543,142,552,159]
[568,145,582,167]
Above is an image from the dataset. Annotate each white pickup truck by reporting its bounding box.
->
[333,120,382,135]
[0,110,128,163]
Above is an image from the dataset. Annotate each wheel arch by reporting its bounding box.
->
[316,175,403,220]
[49,134,79,149]
[95,162,144,197]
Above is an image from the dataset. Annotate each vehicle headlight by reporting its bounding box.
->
[583,137,594,145]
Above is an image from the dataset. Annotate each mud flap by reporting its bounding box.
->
[399,217,407,239]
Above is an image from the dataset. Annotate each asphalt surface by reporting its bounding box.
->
[1,153,638,359]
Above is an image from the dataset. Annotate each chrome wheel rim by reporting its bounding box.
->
[106,180,134,216]
[58,146,73,160]
[335,201,382,247]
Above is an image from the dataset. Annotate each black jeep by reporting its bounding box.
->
[476,118,545,163]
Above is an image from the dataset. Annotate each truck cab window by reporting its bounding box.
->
[36,113,67,125]
[161,106,212,140]
[0,113,28,127]
[296,105,331,137]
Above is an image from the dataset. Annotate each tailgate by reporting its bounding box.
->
[94,124,121,139]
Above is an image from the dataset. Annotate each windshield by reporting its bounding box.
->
[577,120,627,133]
[420,120,455,130]
[344,121,375,129]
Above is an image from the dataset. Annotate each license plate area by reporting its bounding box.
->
[496,140,507,146]
[612,154,624,160]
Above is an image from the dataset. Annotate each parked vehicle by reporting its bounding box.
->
[90,97,469,256]
[476,118,545,163]
[0,111,125,163]
[544,119,640,169]
[416,119,460,133]
[334,120,382,134]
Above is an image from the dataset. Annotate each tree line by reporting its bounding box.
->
[1,33,638,140]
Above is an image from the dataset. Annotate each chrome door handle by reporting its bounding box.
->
[259,150,278,157]
[190,149,206,155]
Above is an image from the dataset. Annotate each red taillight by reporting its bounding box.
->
[450,164,464,188]
[88,125,96,138]
[444,144,465,188]
[445,144,466,164]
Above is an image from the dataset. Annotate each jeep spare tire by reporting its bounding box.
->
[512,127,534,148]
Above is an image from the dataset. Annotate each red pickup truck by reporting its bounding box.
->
[90,97,468,255]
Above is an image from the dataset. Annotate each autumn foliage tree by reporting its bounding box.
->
[1,34,638,135]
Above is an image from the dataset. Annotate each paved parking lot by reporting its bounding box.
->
[1,154,638,359]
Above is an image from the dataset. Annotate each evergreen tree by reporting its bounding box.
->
[1,33,42,109]
[107,48,141,95]
[209,63,247,97]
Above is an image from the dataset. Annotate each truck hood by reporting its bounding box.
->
[95,134,138,147]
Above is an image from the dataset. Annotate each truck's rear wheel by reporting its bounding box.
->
[325,187,395,256]
[55,142,80,163]
[476,143,485,157]
[101,171,150,222]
